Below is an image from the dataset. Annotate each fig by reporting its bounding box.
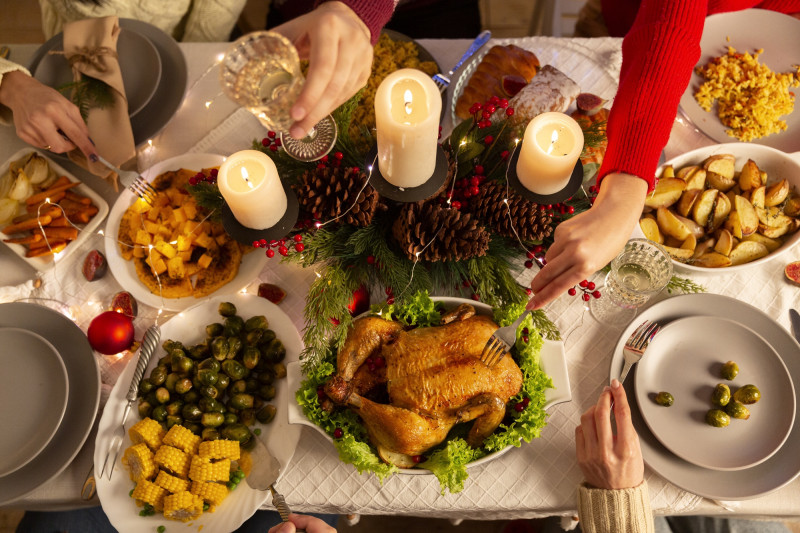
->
[111,290,138,318]
[257,283,286,304]
[576,93,606,116]
[786,261,800,286]
[82,249,107,281]
[501,74,527,98]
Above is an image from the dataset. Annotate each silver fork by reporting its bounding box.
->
[99,325,161,480]
[95,154,157,205]
[479,310,529,367]
[619,320,661,383]
[432,30,491,93]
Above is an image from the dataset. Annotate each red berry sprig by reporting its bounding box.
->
[188,168,218,186]
[252,234,306,258]
[569,280,601,301]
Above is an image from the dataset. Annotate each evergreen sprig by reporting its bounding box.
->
[188,182,224,219]
[57,75,114,121]
[666,275,706,294]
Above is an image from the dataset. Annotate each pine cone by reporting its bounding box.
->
[392,203,490,262]
[295,166,380,227]
[466,180,554,242]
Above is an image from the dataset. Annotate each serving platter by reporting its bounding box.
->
[609,293,800,500]
[0,148,109,271]
[634,316,795,471]
[0,327,68,477]
[104,153,268,311]
[95,293,302,533]
[287,296,571,474]
[678,9,800,152]
[0,302,100,505]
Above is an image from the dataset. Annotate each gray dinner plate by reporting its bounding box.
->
[0,302,100,505]
[609,294,800,500]
[27,18,187,147]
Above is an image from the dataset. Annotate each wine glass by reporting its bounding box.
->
[590,239,673,325]
[219,31,337,162]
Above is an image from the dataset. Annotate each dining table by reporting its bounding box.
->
[2,34,800,523]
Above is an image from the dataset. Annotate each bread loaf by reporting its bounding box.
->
[507,65,581,124]
[455,45,540,119]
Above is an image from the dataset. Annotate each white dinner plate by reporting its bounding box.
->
[0,327,68,477]
[287,296,572,474]
[609,293,800,500]
[31,28,162,118]
[450,37,618,126]
[634,316,795,471]
[104,153,268,311]
[678,9,800,152]
[0,148,109,272]
[0,302,100,505]
[95,293,302,533]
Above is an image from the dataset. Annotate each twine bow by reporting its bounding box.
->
[48,46,118,73]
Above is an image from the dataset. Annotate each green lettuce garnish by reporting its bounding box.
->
[296,292,555,494]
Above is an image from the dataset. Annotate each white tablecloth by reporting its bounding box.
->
[1,37,800,520]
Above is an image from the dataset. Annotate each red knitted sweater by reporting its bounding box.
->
[317,0,396,44]
[598,0,800,190]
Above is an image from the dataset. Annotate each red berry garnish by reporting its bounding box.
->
[568,206,575,214]
[522,397,530,406]
[291,234,302,243]
[210,168,218,177]
[514,402,525,412]
[278,246,288,256]
[533,245,543,254]
[474,165,484,174]
[524,260,533,269]
[582,293,591,302]
[368,363,377,372]
[252,241,260,248]
[261,138,270,146]
[267,131,277,138]
[386,296,395,305]
[506,107,515,117]
[526,251,535,259]
[269,145,278,152]
[482,110,492,120]
[462,279,471,287]
[592,290,602,299]
[499,98,509,108]
[385,286,393,295]
[579,280,589,288]
[471,293,480,301]
[525,288,533,296]
[469,185,479,196]
[330,317,340,325]
[266,249,275,258]
[333,428,343,439]
[484,135,494,145]
[374,356,385,368]
[568,288,577,296]
[367,255,375,264]
[522,335,529,344]
[587,282,596,290]
[451,200,462,210]
[412,455,425,464]
[294,243,305,252]
[334,151,343,160]
[501,150,509,159]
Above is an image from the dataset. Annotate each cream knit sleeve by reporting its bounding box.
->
[577,481,655,533]
[0,58,31,125]
[182,0,248,42]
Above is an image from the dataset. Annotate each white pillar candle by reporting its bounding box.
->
[374,68,441,188]
[217,149,287,229]
[516,112,584,195]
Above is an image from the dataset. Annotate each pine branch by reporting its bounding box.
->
[575,117,607,151]
[667,275,706,294]
[57,75,114,121]
[188,182,224,219]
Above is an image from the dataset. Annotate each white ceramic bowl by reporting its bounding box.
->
[287,296,571,475]
[653,143,800,274]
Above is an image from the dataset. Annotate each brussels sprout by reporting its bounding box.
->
[155,387,170,404]
[188,343,210,360]
[183,390,200,404]
[173,355,194,375]
[166,415,183,429]
[654,391,674,407]
[175,378,193,395]
[243,346,261,370]
[711,383,731,407]
[197,358,221,374]
[165,372,181,392]
[152,405,168,422]
[221,423,252,444]
[169,348,187,366]
[253,398,265,411]
[206,323,224,338]
[245,379,259,394]
[201,428,220,441]
[182,403,202,421]
[149,366,168,386]
[725,400,751,420]
[226,337,243,359]
[245,315,269,332]
[211,337,229,361]
[200,385,220,399]
[165,400,184,417]
[256,369,275,385]
[239,409,256,426]
[156,355,170,368]
[138,400,153,419]
[184,422,203,435]
[257,385,276,401]
[201,412,225,428]
[215,373,230,391]
[224,413,239,425]
[199,397,224,413]
[721,361,739,380]
[144,391,159,407]
[230,380,247,395]
[263,339,286,363]
[218,302,237,317]
[273,363,287,380]
[196,368,219,387]
[229,393,255,410]
[259,329,277,346]
[162,339,184,353]
[733,384,761,405]
[706,409,730,428]
[256,405,277,424]
[139,379,154,395]
[244,329,264,346]
[223,316,245,337]
[221,360,248,381]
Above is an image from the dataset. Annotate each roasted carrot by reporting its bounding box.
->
[1,215,53,235]
[48,216,71,227]
[26,240,67,257]
[18,204,62,219]
[3,234,43,245]
[25,182,80,206]
[67,205,98,224]
[64,191,91,205]
[34,226,79,241]
[25,193,66,212]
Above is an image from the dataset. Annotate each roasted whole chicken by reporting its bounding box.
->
[324,303,523,466]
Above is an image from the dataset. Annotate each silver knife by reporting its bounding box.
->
[433,30,491,92]
[789,309,800,342]
[247,437,305,532]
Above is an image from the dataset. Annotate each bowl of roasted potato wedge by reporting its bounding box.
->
[640,143,800,272]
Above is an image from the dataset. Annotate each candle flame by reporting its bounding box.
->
[403,89,413,115]
[240,166,254,189]
[547,129,559,155]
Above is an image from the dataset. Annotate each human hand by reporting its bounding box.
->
[527,173,647,310]
[0,71,97,159]
[268,513,337,533]
[273,1,373,140]
[576,379,644,490]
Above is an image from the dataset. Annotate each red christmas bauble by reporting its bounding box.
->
[88,311,135,355]
[347,285,370,316]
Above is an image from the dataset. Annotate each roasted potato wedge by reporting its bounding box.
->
[639,216,663,244]
[662,244,694,261]
[765,179,790,207]
[734,195,758,236]
[742,233,782,252]
[714,229,734,256]
[693,251,732,268]
[703,154,736,180]
[692,189,718,227]
[657,206,691,240]
[676,189,701,218]
[738,159,763,191]
[644,178,686,209]
[728,241,769,266]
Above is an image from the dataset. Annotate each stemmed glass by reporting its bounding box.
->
[219,31,337,162]
[590,239,673,325]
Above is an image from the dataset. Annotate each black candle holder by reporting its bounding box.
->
[365,144,449,202]
[505,143,584,204]
[221,180,300,244]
